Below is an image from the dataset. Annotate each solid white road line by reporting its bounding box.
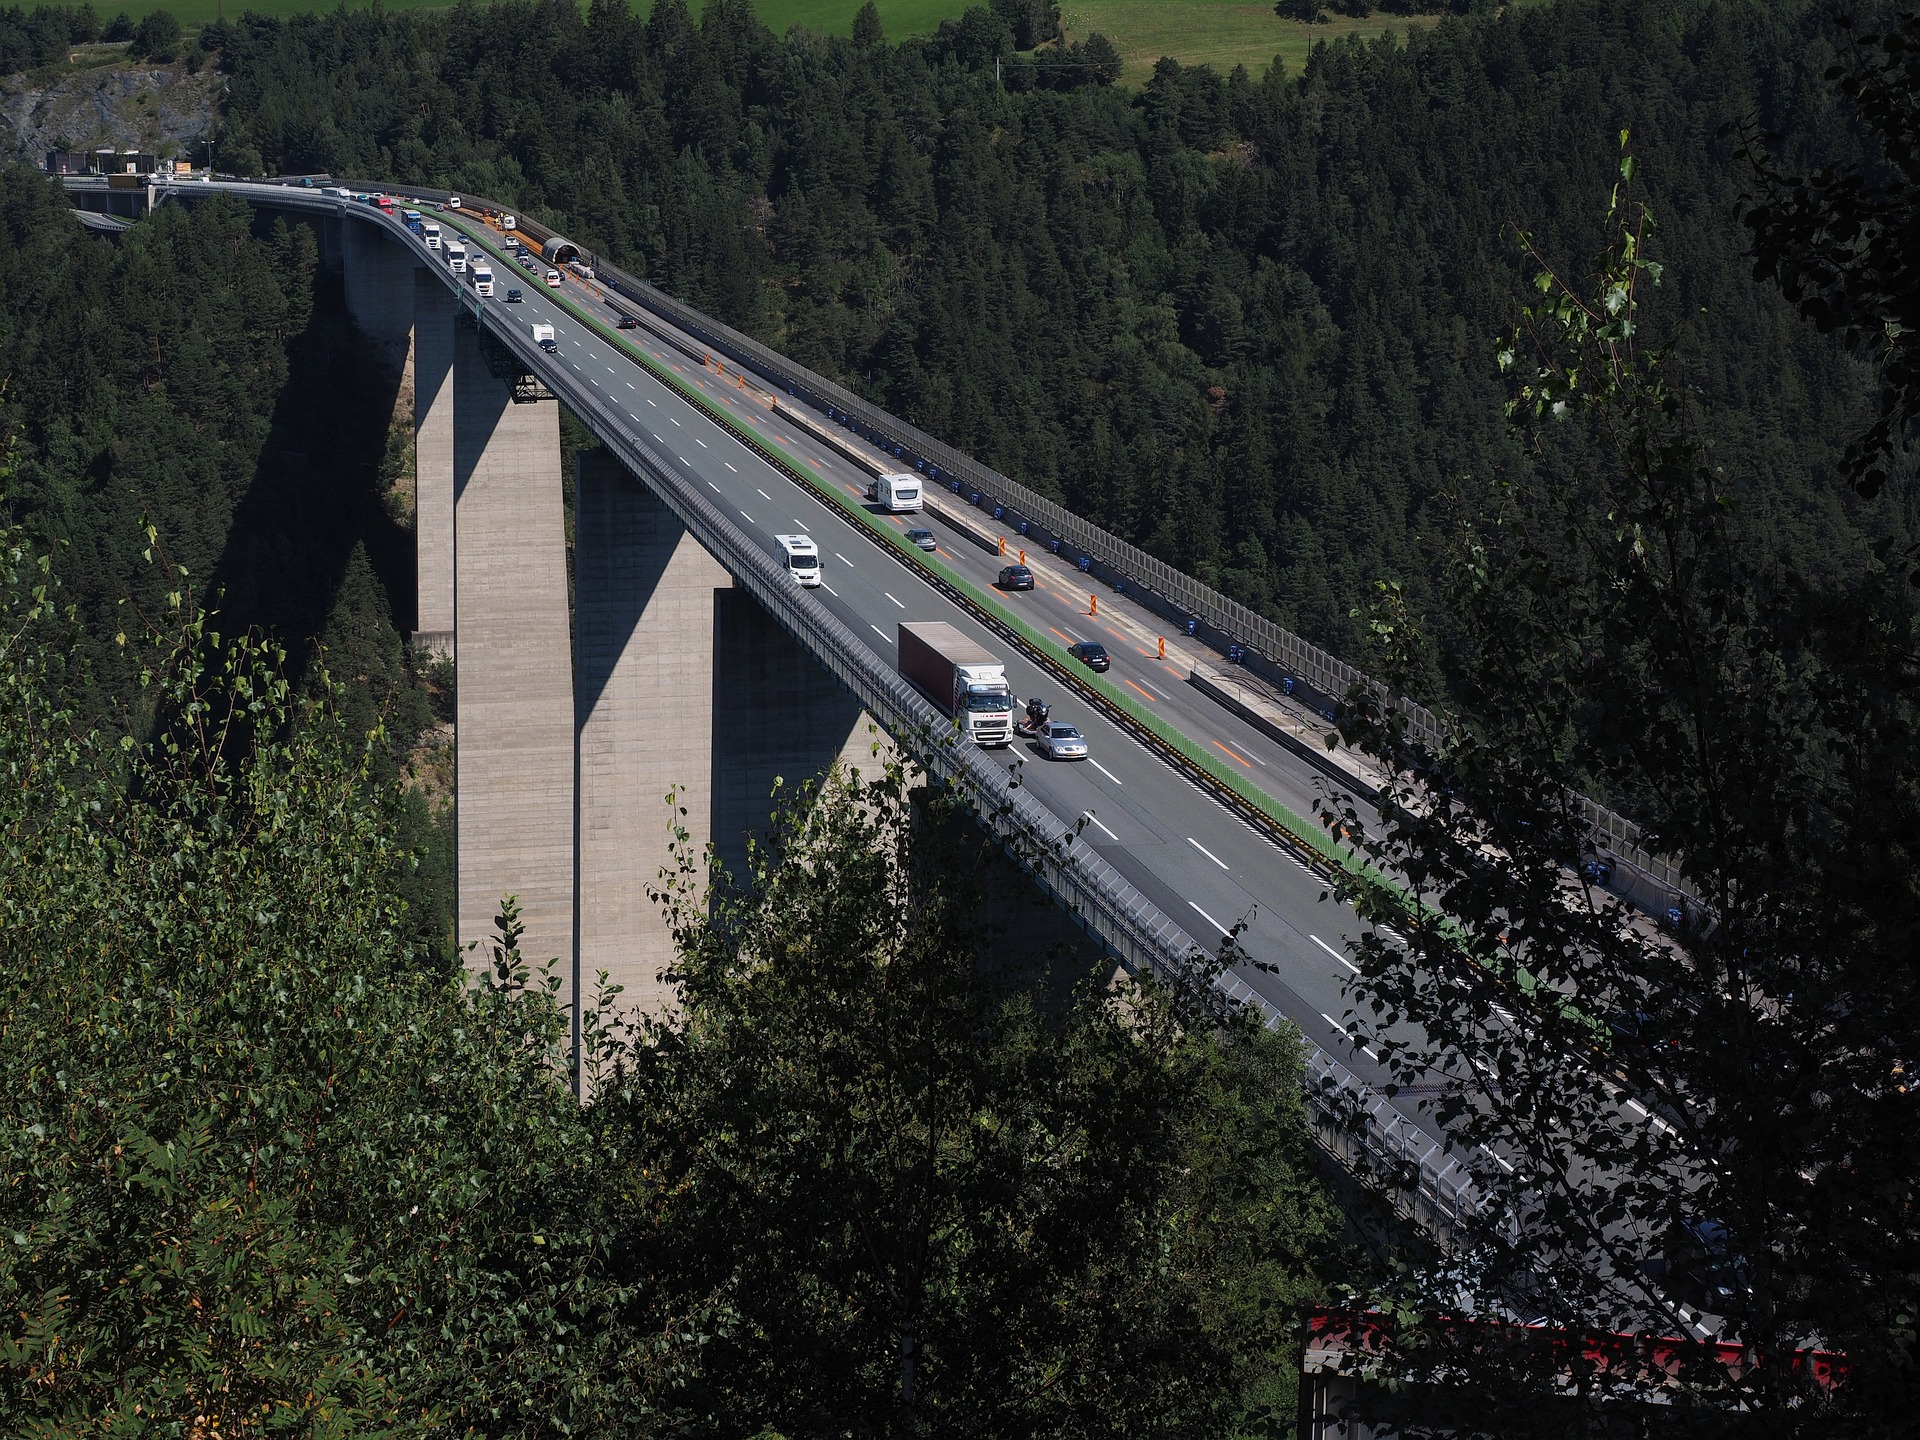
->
[1189,902,1230,937]
[707,482,720,492]
[821,582,839,597]
[1187,836,1228,870]
[871,624,888,641]
[1311,934,1361,975]
[1479,1144,1516,1174]
[885,593,905,608]
[740,511,752,522]
[1089,759,1123,785]
[1082,811,1120,841]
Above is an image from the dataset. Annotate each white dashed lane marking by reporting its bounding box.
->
[1311,934,1360,975]
[1189,902,1230,937]
[1187,837,1228,870]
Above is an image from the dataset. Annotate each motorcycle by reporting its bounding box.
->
[1015,697,1050,738]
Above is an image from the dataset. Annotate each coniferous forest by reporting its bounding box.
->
[209,0,1909,678]
[1,0,1917,1432]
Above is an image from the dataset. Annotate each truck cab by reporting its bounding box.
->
[422,222,441,250]
[471,263,494,297]
[867,472,923,512]
[446,240,467,274]
[777,535,822,587]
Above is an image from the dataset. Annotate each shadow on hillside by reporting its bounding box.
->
[206,230,414,693]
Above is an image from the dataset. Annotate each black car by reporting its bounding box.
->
[1665,1217,1754,1313]
[998,564,1035,590]
[1068,640,1110,673]
[617,315,640,329]
[504,288,523,303]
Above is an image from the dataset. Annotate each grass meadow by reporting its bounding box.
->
[103,0,1440,85]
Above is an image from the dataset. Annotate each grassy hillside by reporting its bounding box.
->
[101,0,1435,84]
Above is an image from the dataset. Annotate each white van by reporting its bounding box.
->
[777,534,822,587]
[867,472,923,512]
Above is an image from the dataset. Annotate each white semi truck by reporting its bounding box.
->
[446,239,467,273]
[898,622,1013,746]
[471,262,494,297]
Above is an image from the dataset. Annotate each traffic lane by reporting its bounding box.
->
[546,314,1388,1039]
[493,261,1437,1103]
[925,516,1360,807]
[507,273,1391,1041]
[997,722,1397,1076]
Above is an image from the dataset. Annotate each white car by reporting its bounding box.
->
[1039,721,1088,761]
[544,268,563,288]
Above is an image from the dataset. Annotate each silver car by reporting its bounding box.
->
[1040,721,1088,761]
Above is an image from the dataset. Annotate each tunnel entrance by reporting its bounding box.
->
[542,236,582,267]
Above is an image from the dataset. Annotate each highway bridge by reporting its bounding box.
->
[68,174,1511,1241]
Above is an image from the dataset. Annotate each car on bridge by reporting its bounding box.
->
[997,563,1034,591]
[905,528,938,553]
[544,268,563,288]
[1039,721,1089,761]
[505,288,522,303]
[617,315,640,330]
[1068,640,1111,673]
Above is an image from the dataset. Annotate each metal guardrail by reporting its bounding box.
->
[134,178,1494,1242]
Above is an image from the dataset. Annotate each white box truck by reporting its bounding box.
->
[898,622,1013,746]
[532,322,557,353]
[867,472,923,512]
[446,239,467,274]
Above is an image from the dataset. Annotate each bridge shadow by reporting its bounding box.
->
[206,228,415,694]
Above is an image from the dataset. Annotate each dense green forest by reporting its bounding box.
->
[0,519,1342,1428]
[0,168,453,945]
[208,0,1909,681]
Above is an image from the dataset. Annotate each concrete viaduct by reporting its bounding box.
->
[63,175,1565,1242]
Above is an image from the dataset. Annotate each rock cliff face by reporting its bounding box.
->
[0,61,218,165]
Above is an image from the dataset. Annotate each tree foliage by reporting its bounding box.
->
[617,760,1341,1435]
[0,509,1340,1432]
[1321,128,1919,1435]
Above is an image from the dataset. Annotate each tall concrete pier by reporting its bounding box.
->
[574,448,733,1016]
[452,325,575,982]
[326,243,883,1025]
[413,272,456,655]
